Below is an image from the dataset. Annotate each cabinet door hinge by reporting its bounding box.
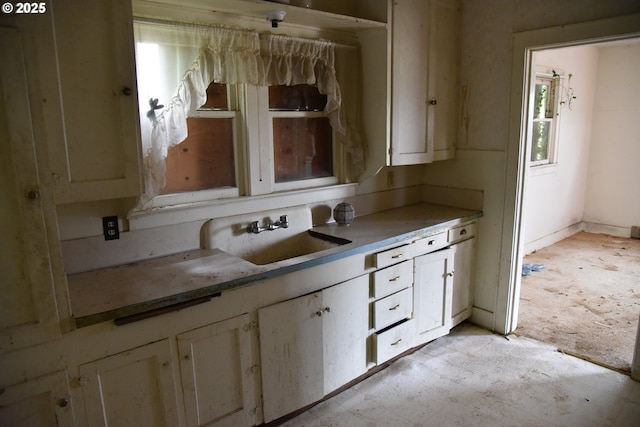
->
[243,321,258,332]
[245,364,260,375]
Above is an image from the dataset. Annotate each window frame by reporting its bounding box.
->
[529,67,563,167]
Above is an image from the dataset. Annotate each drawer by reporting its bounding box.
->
[412,231,448,255]
[373,319,415,364]
[372,287,413,330]
[373,244,411,269]
[372,260,413,299]
[448,222,477,243]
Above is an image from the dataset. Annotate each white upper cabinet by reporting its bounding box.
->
[389,0,460,166]
[50,0,142,203]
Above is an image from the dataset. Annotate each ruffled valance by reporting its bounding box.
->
[133,18,362,206]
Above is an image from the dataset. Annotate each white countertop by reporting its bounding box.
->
[68,203,481,327]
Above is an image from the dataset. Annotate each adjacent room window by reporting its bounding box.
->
[530,70,561,166]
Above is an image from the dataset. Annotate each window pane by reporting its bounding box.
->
[162,118,235,193]
[200,82,228,109]
[533,83,549,119]
[273,117,332,183]
[530,120,550,162]
[269,85,327,111]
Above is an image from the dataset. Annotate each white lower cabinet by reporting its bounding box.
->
[177,313,258,427]
[78,340,181,427]
[0,371,74,427]
[258,275,368,423]
[413,248,454,346]
[450,237,477,328]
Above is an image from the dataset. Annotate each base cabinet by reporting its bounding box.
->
[177,314,258,427]
[258,275,368,423]
[78,340,181,427]
[450,237,476,328]
[413,248,454,346]
[0,371,74,427]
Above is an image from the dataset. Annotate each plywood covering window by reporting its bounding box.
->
[269,85,335,187]
[161,82,238,195]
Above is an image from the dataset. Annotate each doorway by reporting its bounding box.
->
[501,14,640,379]
[515,41,640,372]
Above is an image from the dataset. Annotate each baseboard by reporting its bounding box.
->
[523,222,583,255]
[582,222,631,238]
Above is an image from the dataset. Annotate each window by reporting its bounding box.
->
[268,85,337,190]
[161,82,240,196]
[529,69,561,166]
[132,19,358,210]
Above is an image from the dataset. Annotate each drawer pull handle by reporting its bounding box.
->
[391,254,403,259]
[389,304,400,311]
[389,276,401,282]
[428,239,435,245]
[460,229,468,235]
[391,338,402,346]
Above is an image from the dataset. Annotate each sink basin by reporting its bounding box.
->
[229,230,351,265]
[201,205,351,265]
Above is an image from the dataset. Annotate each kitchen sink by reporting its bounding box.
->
[228,230,351,265]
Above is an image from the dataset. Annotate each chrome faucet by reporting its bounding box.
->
[247,215,289,234]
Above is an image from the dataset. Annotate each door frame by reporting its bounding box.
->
[499,13,640,377]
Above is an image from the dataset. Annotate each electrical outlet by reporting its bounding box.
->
[102,216,120,240]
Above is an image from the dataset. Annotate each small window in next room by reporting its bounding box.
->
[530,69,562,166]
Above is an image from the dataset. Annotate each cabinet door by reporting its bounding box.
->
[450,237,476,328]
[79,340,180,427]
[321,275,368,394]
[258,276,369,423]
[413,248,454,346]
[0,371,74,427]
[390,0,432,165]
[390,0,460,165]
[50,0,141,203]
[431,0,460,161]
[259,292,324,423]
[0,27,61,353]
[177,314,258,427]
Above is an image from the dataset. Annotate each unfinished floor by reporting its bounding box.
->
[282,323,640,426]
[517,232,640,372]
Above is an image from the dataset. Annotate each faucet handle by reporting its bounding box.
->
[279,215,289,227]
[248,221,261,234]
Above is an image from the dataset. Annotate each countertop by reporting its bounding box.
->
[68,203,482,327]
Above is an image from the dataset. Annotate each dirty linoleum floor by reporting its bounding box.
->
[281,323,640,427]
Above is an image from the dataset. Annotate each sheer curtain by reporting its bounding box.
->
[133,18,362,206]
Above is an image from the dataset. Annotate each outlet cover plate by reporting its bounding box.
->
[102,216,120,240]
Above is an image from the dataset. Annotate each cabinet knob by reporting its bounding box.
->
[315,307,331,317]
[122,87,133,96]
[25,188,40,200]
[58,398,69,408]
[429,99,437,105]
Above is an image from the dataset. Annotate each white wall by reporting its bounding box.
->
[584,43,640,236]
[522,46,599,253]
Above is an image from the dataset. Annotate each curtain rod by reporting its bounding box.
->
[133,16,358,50]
